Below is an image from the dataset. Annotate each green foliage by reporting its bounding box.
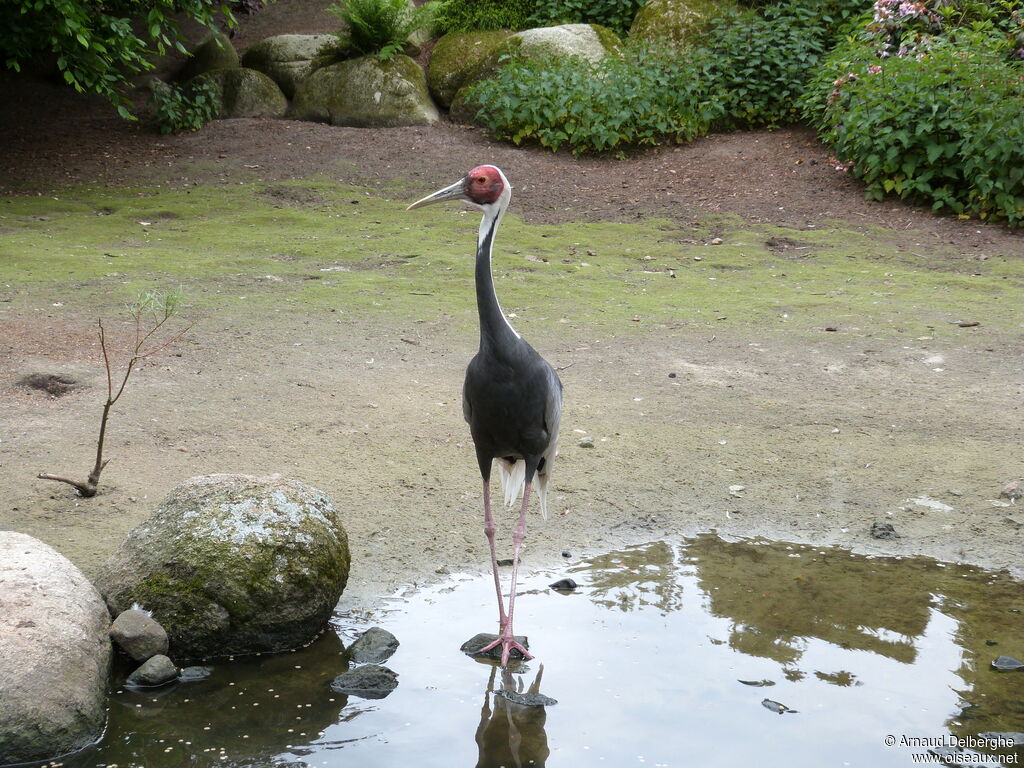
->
[0,0,235,117]
[327,0,433,60]
[149,80,219,134]
[463,44,722,156]
[803,31,1024,224]
[527,0,644,35]
[430,0,536,33]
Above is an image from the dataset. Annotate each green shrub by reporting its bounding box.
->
[149,80,219,134]
[803,32,1024,224]
[527,0,644,35]
[327,0,433,60]
[463,44,722,155]
[431,0,535,33]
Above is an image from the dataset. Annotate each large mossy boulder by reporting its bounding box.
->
[428,30,512,109]
[192,68,288,119]
[629,0,733,47]
[290,54,439,127]
[0,532,111,764]
[447,24,621,120]
[241,34,334,98]
[177,30,239,83]
[96,474,350,661]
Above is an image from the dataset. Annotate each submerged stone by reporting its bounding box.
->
[179,665,214,682]
[870,521,900,540]
[461,632,529,660]
[495,689,558,707]
[549,578,579,592]
[991,655,1024,671]
[330,664,399,699]
[125,654,179,687]
[348,626,400,664]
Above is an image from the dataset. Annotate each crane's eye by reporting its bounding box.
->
[476,176,487,184]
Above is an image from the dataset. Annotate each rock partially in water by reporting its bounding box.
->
[110,608,168,662]
[991,655,1024,671]
[549,578,579,592]
[96,473,350,660]
[461,632,529,660]
[0,532,112,764]
[761,698,798,714]
[738,679,776,687]
[330,664,399,699]
[126,654,179,688]
[348,627,400,664]
[870,521,900,540]
[495,689,557,707]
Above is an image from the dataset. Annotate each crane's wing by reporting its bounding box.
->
[535,362,563,520]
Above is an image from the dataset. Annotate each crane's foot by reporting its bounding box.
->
[480,631,534,667]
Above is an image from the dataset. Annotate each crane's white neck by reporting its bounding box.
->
[476,183,521,347]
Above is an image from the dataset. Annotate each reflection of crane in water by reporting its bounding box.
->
[475,664,550,768]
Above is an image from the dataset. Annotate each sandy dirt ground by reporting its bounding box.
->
[1,1,1023,608]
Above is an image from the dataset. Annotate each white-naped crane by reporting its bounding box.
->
[408,165,562,667]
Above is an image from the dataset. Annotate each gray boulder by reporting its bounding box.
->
[192,68,288,119]
[177,30,239,83]
[241,34,334,98]
[0,532,111,764]
[96,474,350,661]
[629,0,735,47]
[125,654,179,687]
[330,664,399,699]
[427,30,512,109]
[110,608,169,662]
[290,54,439,127]
[348,626,400,663]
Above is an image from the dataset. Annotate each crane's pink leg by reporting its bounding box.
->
[481,482,534,666]
[483,480,508,630]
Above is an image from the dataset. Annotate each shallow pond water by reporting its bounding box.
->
[56,536,1024,768]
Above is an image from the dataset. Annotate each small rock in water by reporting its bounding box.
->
[870,521,900,540]
[495,689,557,707]
[348,627,400,664]
[991,655,1024,671]
[738,679,775,687]
[179,666,213,682]
[110,608,169,662]
[561,551,572,558]
[1000,480,1023,502]
[762,698,797,714]
[461,632,529,660]
[329,664,398,699]
[125,654,179,688]
[549,578,578,592]
[496,557,520,567]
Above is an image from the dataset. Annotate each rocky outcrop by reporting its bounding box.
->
[177,30,239,82]
[96,474,350,661]
[241,34,334,98]
[191,67,288,118]
[629,0,733,47]
[427,30,512,109]
[0,532,111,764]
[291,54,439,127]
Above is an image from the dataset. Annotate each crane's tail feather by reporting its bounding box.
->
[496,457,552,521]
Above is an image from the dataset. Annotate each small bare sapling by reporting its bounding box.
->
[38,289,192,497]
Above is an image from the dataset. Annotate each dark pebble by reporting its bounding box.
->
[549,578,578,592]
[461,632,529,660]
[668,372,677,378]
[561,551,572,558]
[991,655,1024,671]
[870,521,900,540]
[496,557,517,567]
[348,626,400,664]
[330,664,399,699]
[495,689,557,707]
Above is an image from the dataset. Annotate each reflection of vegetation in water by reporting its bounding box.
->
[573,535,1024,743]
[568,540,684,614]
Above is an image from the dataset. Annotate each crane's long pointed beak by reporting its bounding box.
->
[407,178,467,211]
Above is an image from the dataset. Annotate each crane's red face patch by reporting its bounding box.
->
[464,165,504,205]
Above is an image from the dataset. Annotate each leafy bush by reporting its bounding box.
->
[327,0,433,60]
[431,0,536,34]
[149,80,219,134]
[0,0,234,117]
[804,31,1024,224]
[527,0,644,35]
[463,44,722,155]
